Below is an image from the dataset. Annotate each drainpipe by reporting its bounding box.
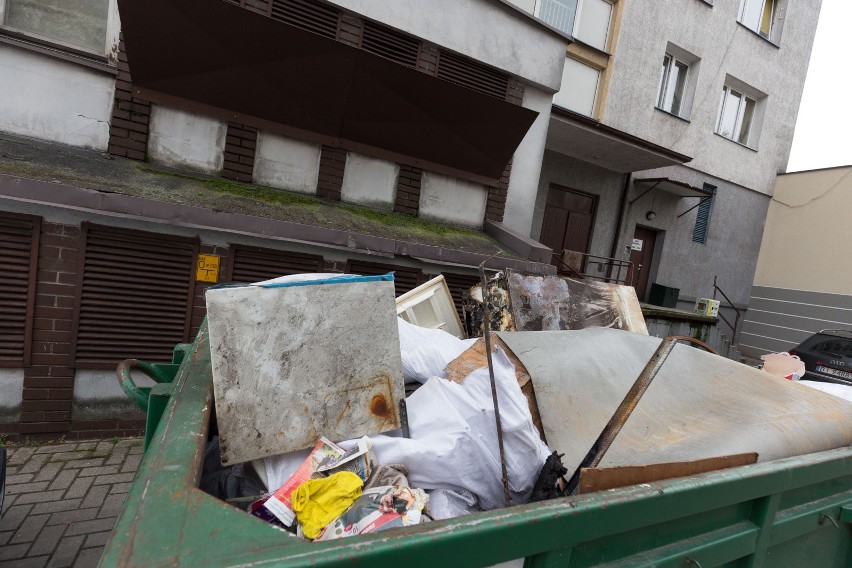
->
[608,173,632,280]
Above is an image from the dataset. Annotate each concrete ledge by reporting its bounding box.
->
[484,219,553,264]
[0,174,554,274]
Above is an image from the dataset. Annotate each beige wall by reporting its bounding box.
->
[753,166,852,294]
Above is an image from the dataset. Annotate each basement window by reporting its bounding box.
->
[0,0,115,56]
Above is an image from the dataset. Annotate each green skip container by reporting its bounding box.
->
[100,322,852,567]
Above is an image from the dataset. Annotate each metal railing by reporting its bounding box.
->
[553,251,635,287]
[712,275,742,343]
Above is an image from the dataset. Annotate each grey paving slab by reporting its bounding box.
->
[1,437,143,568]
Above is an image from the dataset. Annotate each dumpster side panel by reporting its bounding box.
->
[101,323,852,567]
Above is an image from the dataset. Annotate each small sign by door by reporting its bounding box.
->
[631,239,643,251]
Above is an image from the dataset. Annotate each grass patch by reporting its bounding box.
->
[337,204,481,238]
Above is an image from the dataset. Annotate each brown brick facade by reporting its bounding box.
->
[486,161,512,223]
[317,146,346,200]
[190,245,231,338]
[222,123,258,183]
[108,33,151,162]
[394,165,423,216]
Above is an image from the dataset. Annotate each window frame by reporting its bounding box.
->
[738,0,782,43]
[0,0,119,60]
[716,85,757,146]
[534,0,613,52]
[657,53,690,117]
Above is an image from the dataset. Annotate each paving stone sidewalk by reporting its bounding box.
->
[1,437,144,567]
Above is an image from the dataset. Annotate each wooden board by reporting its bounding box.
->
[579,453,759,493]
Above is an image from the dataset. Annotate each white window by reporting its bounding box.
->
[657,54,689,116]
[536,0,612,52]
[553,57,600,117]
[716,86,757,146]
[0,0,114,56]
[738,0,783,42]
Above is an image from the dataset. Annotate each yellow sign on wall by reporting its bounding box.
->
[196,254,220,283]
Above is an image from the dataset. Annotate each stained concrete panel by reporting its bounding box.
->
[253,132,321,194]
[419,172,488,229]
[72,370,150,421]
[148,105,227,174]
[340,152,398,208]
[0,369,24,423]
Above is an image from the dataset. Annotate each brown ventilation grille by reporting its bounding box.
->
[441,272,481,319]
[436,50,510,100]
[270,0,340,39]
[0,213,40,366]
[361,21,419,68]
[227,245,325,283]
[73,225,198,367]
[346,260,423,294]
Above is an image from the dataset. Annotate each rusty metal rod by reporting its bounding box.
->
[565,335,679,495]
[479,263,512,508]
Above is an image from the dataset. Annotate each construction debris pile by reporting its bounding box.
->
[201,271,852,542]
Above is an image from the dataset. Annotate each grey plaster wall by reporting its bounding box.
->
[532,151,625,261]
[0,369,24,424]
[618,165,770,307]
[604,0,822,196]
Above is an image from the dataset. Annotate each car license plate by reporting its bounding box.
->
[815,365,852,380]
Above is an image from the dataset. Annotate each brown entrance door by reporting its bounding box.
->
[629,226,657,302]
[539,185,597,269]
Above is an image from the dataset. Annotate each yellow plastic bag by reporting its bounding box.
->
[292,471,363,539]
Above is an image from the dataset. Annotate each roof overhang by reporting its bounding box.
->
[546,107,692,173]
[116,0,538,185]
[632,177,713,202]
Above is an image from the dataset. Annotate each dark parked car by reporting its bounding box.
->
[790,329,852,386]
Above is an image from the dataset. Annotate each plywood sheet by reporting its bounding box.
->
[497,328,852,479]
[206,281,404,465]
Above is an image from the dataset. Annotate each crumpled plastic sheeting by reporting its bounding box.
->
[427,488,481,520]
[398,317,477,384]
[265,348,550,511]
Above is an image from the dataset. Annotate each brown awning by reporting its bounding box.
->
[117,0,538,185]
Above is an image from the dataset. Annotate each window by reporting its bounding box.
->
[716,86,756,145]
[692,184,716,244]
[738,0,784,42]
[0,0,113,56]
[657,54,689,116]
[655,44,700,119]
[553,57,600,117]
[536,0,612,51]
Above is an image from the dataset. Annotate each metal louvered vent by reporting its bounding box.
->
[441,272,481,320]
[0,213,40,366]
[436,50,510,100]
[228,245,325,283]
[346,260,423,294]
[73,225,198,367]
[361,21,419,68]
[270,0,339,39]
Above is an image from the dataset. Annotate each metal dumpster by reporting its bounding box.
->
[101,322,852,567]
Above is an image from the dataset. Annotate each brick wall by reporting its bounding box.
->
[108,33,151,162]
[394,165,423,216]
[222,124,258,183]
[337,14,363,47]
[18,223,80,437]
[316,146,346,200]
[486,161,512,223]
[416,44,439,75]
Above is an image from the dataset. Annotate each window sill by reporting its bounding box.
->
[654,107,691,123]
[0,31,117,76]
[714,132,758,152]
[697,0,713,6]
[736,22,781,49]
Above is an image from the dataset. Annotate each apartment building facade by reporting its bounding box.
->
[0,0,568,437]
[507,0,821,334]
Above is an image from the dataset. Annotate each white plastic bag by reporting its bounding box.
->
[397,317,476,384]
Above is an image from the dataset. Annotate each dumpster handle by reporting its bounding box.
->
[116,359,174,412]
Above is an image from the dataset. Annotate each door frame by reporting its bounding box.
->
[542,183,600,260]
